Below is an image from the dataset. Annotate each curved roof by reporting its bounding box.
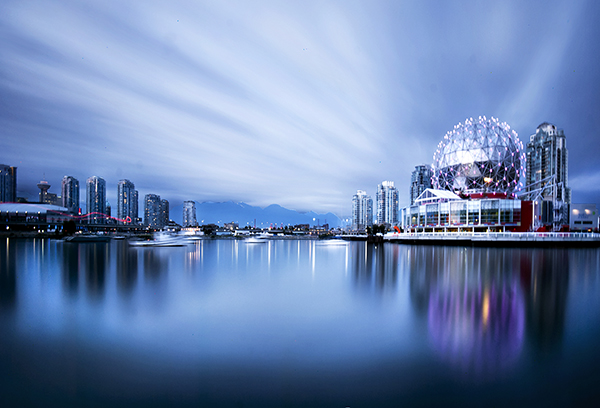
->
[0,203,69,213]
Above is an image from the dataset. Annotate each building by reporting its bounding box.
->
[144,194,162,229]
[37,180,51,203]
[401,117,532,232]
[0,203,71,232]
[402,188,531,232]
[570,204,598,232]
[61,176,80,214]
[352,190,373,231]
[410,165,433,205]
[117,179,138,224]
[161,199,169,227]
[376,181,399,226]
[182,201,197,227]
[0,164,17,203]
[524,122,571,228]
[86,176,106,224]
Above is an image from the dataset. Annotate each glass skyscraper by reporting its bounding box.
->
[183,201,197,227]
[145,194,162,229]
[410,165,433,205]
[117,179,138,224]
[352,190,373,231]
[61,176,80,214]
[0,164,17,203]
[376,181,398,226]
[86,176,106,224]
[525,122,571,226]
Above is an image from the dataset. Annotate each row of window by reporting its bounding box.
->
[406,199,522,227]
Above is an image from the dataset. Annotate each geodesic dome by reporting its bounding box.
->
[432,117,526,195]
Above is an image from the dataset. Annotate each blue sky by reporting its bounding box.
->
[2,0,599,216]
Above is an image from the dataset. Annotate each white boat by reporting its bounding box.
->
[129,232,188,247]
[244,233,271,243]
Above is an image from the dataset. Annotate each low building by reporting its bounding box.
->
[570,204,598,232]
[402,188,532,232]
[0,203,71,232]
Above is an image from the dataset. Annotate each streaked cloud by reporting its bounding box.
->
[1,0,599,215]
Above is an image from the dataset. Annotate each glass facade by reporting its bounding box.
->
[405,199,522,230]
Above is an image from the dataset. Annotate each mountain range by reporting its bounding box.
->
[169,201,341,228]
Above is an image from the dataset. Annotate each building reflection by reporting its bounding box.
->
[0,238,17,311]
[407,245,571,376]
[61,241,80,296]
[425,247,526,375]
[519,249,569,357]
[115,241,138,296]
[350,242,398,294]
[83,243,108,300]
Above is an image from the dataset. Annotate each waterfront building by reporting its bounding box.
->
[376,181,399,226]
[432,117,525,196]
[570,204,598,232]
[524,122,571,227]
[402,188,531,232]
[61,176,80,214]
[410,165,433,205]
[0,164,17,203]
[402,117,531,232]
[0,202,71,232]
[352,190,373,231]
[37,180,51,203]
[86,176,106,224]
[182,201,197,227]
[117,179,138,224]
[161,199,169,227]
[144,194,162,229]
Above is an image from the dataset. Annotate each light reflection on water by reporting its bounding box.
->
[0,238,599,407]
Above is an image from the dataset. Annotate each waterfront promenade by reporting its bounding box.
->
[384,231,600,247]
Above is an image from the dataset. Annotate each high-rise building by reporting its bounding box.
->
[525,122,571,226]
[61,176,80,214]
[410,165,433,205]
[352,190,373,231]
[0,164,17,203]
[132,190,139,224]
[86,176,106,224]
[376,181,399,226]
[144,194,162,229]
[183,201,197,227]
[161,199,169,227]
[117,179,138,224]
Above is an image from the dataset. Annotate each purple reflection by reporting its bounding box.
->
[428,278,525,376]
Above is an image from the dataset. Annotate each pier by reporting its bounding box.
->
[384,231,600,247]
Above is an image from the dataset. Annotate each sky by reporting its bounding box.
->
[2,0,599,217]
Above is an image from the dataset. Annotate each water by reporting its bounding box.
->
[1,238,600,407]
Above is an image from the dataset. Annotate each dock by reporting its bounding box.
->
[383,232,600,247]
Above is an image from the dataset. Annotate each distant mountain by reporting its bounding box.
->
[169,201,340,228]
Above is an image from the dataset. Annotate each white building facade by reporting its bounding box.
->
[352,190,373,231]
[376,181,399,226]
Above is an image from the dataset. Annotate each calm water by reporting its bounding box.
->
[1,238,600,407]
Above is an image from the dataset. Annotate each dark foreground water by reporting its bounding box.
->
[1,238,600,407]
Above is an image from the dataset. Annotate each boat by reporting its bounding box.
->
[244,233,271,243]
[64,234,111,243]
[129,232,188,247]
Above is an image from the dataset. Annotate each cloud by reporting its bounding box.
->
[1,0,599,214]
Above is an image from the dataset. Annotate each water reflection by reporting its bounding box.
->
[116,241,138,296]
[82,243,108,300]
[0,238,17,311]
[350,242,398,294]
[401,246,572,377]
[520,250,569,356]
[61,242,80,296]
[424,248,526,376]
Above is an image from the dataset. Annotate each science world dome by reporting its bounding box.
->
[432,116,526,195]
